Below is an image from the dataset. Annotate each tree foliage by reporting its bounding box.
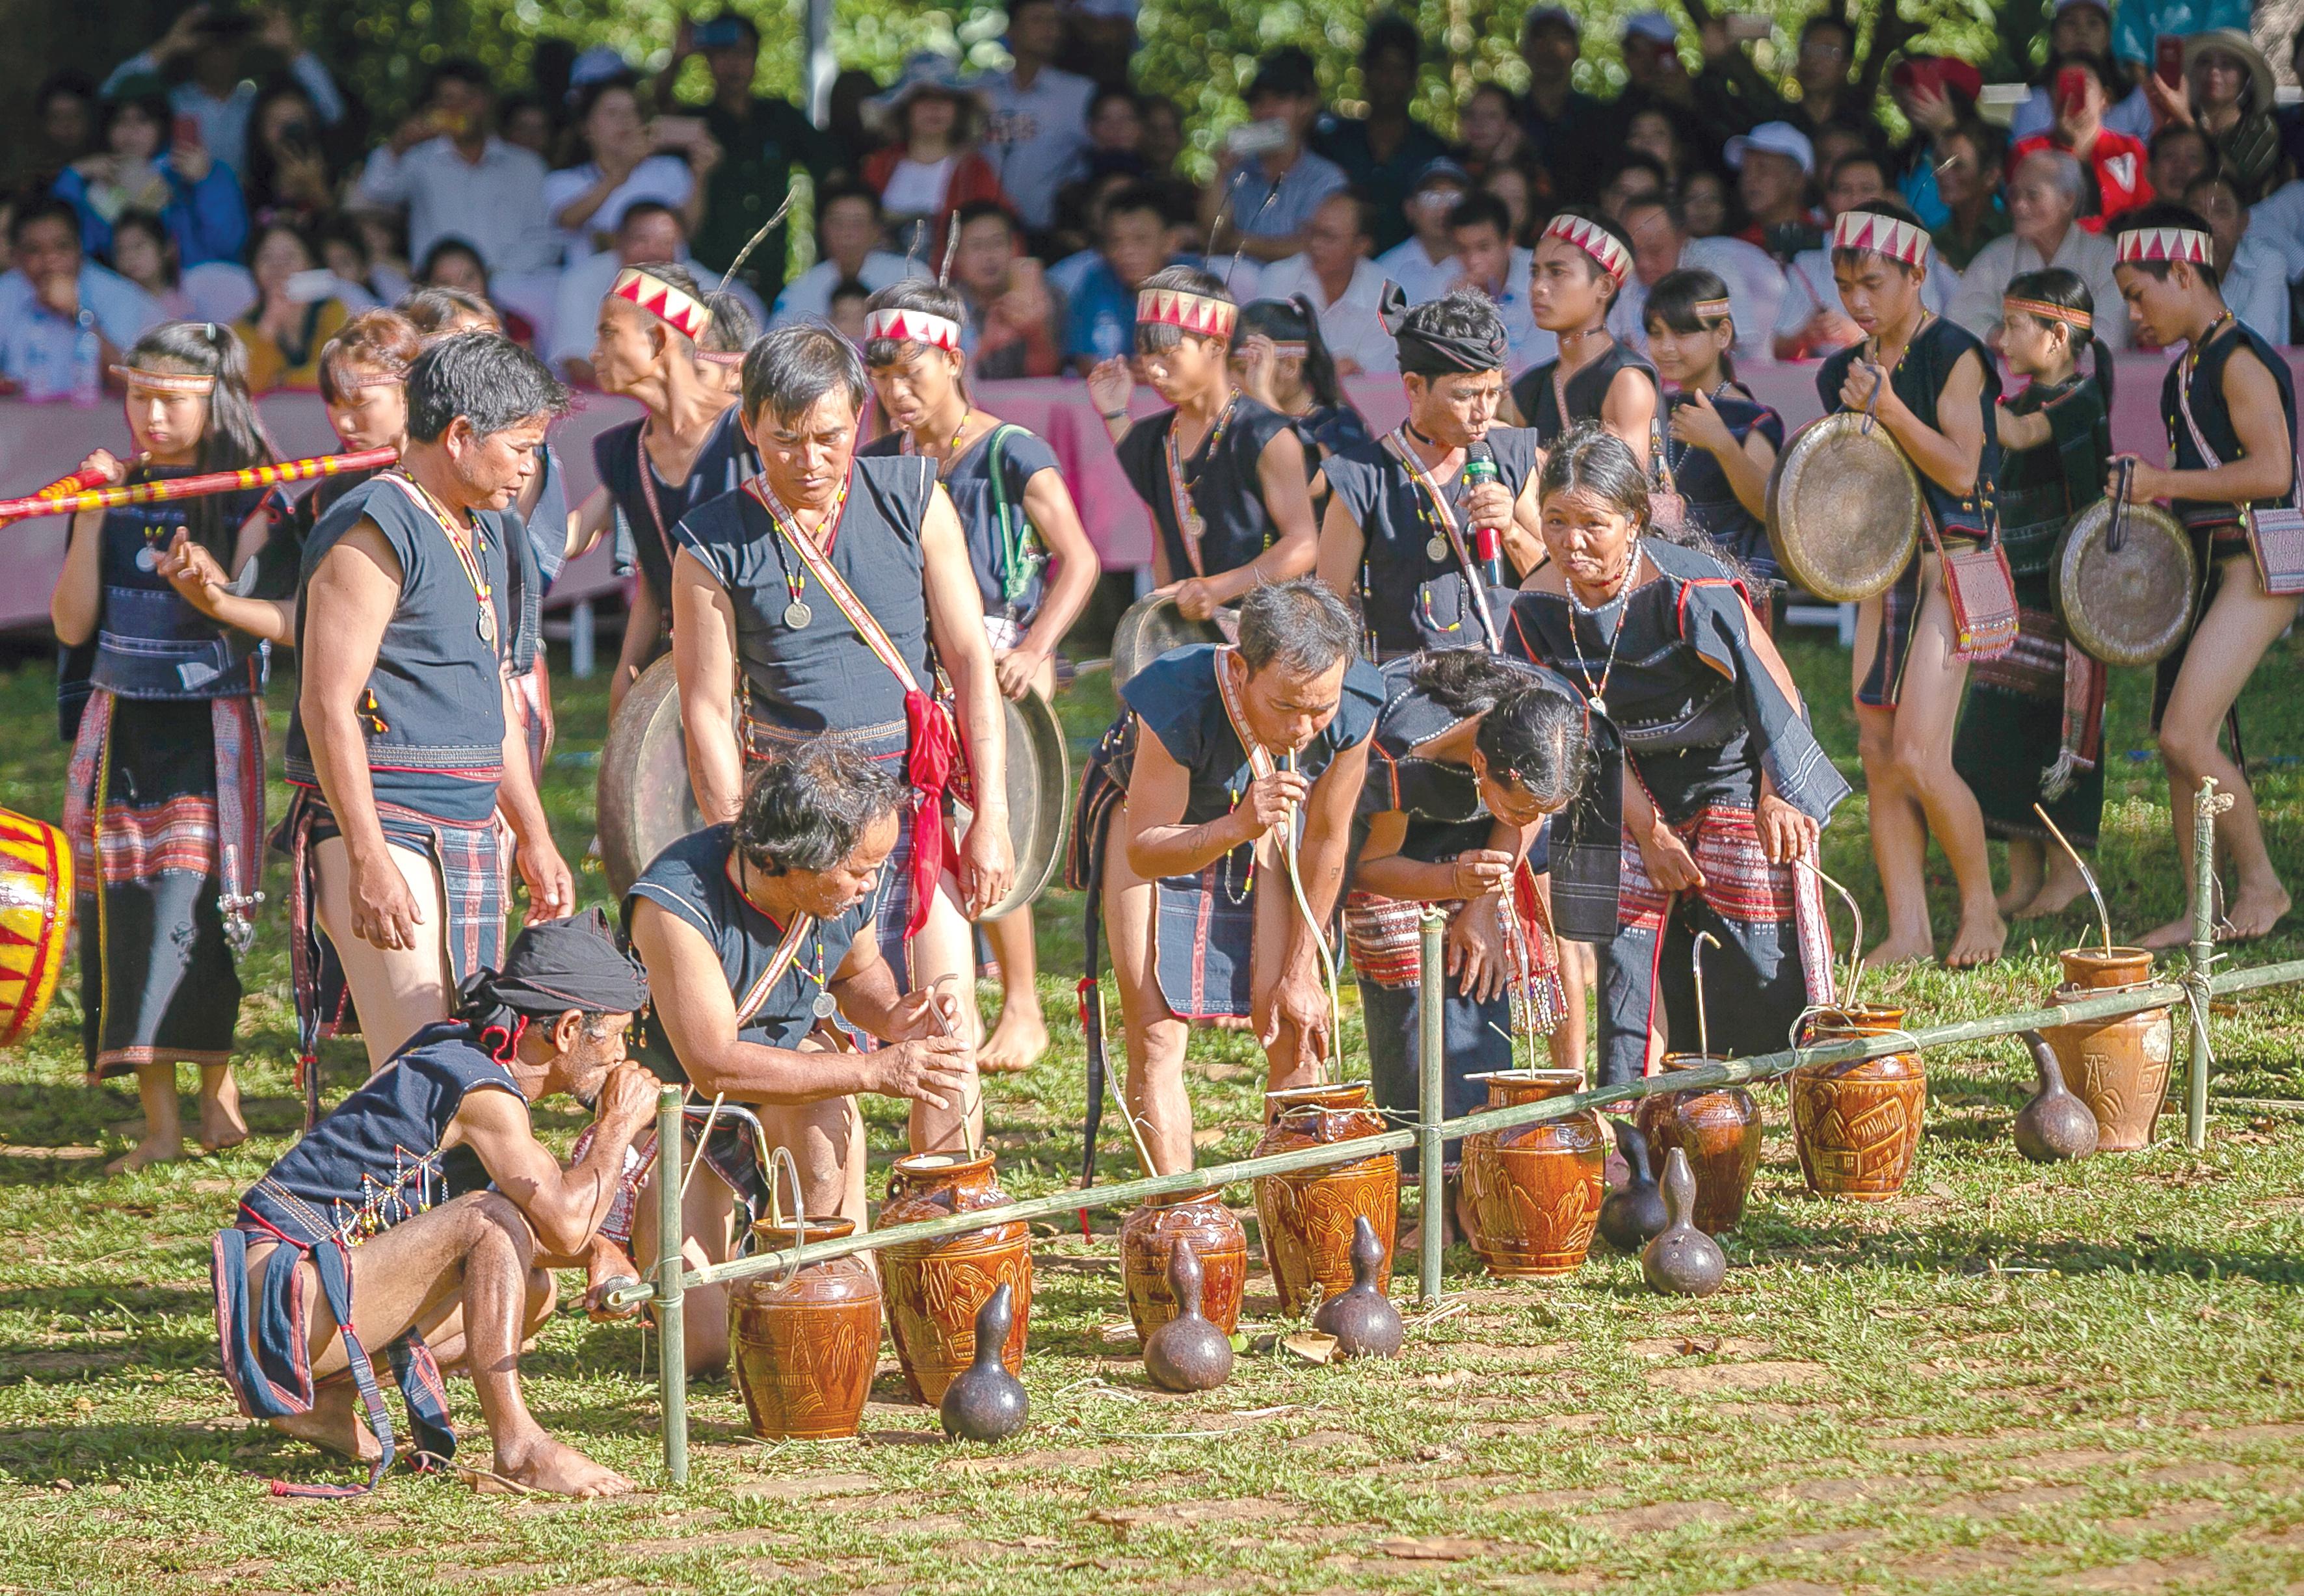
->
[269,0,2052,153]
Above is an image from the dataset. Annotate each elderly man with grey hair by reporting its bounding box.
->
[1950,146,2129,349]
[620,737,978,1374]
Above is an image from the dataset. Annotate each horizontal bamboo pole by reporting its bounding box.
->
[600,955,2304,1313]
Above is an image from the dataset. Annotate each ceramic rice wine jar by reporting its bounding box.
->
[2041,947,2173,1153]
[1634,1052,1762,1234]
[1459,1068,1606,1277]
[1120,1186,1247,1339]
[729,1215,881,1440]
[1790,1006,1926,1200]
[1252,1082,1399,1317]
[879,1151,1032,1406]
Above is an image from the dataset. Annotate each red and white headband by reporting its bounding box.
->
[1136,287,1237,339]
[611,267,713,341]
[1831,210,1929,268]
[2115,226,2214,268]
[111,365,216,395]
[864,307,962,352]
[1541,215,1631,284]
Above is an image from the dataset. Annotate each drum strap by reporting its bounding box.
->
[746,475,957,937]
[734,904,816,1028]
[1381,428,1502,650]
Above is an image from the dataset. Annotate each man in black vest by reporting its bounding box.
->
[669,323,1008,1157]
[286,334,575,1074]
[622,739,974,1373]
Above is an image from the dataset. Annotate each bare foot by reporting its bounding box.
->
[977,1006,1048,1075]
[1944,908,2008,969]
[1863,934,1935,970]
[2018,870,2089,919]
[272,1383,382,1462]
[1994,882,2041,919]
[2219,883,2292,943]
[105,1136,185,1176]
[199,1085,249,1154]
[2138,913,2197,950]
[492,1434,636,1499]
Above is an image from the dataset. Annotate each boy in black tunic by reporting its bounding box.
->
[1087,267,1320,621]
[1507,211,1659,463]
[2110,203,2301,947]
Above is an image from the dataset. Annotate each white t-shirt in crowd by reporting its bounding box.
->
[542,155,696,263]
[1374,236,1463,306]
[1774,242,1955,354]
[1610,235,1787,363]
[771,250,927,324]
[1254,254,1401,376]
[880,157,956,220]
[547,250,769,374]
[982,65,1096,232]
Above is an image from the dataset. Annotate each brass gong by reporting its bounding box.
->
[1766,411,1923,603]
[2052,497,2197,668]
[1109,593,1226,689]
[596,655,1071,918]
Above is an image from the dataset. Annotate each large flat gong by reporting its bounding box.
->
[2052,498,2197,668]
[1766,411,1922,603]
[596,655,1071,919]
[1109,593,1225,690]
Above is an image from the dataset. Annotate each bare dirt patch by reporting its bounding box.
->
[1647,1359,1827,1395]
[1891,1545,2028,1580]
[1741,1528,1882,1556]
[1480,1488,1608,1514]
[1627,1335,1775,1360]
[2053,1556,2218,1590]
[1592,1499,1740,1535]
[2138,1460,2245,1485]
[2102,1500,2225,1536]
[1438,1341,1570,1367]
[732,1472,881,1500]
[944,1446,1104,1474]
[1931,1484,2089,1520]
[1768,1476,1881,1505]
[1368,1535,1488,1561]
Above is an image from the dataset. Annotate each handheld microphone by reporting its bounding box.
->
[1461,441,1504,590]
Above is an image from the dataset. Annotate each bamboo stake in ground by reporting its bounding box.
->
[2186,777,2231,1152]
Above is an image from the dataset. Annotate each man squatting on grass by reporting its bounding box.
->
[211,912,655,1500]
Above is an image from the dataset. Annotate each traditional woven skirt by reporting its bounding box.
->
[62,692,265,1079]
[1950,578,2105,848]
[276,789,502,1053]
[1598,805,1834,1086]
[1068,718,1258,1023]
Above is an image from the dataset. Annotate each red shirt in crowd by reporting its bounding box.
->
[2012,131,2154,231]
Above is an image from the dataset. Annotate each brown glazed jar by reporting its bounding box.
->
[1120,1186,1248,1340]
[1461,1069,1606,1277]
[1634,1053,1762,1235]
[2043,947,2174,1152]
[1252,1082,1400,1317]
[729,1215,882,1440]
[1790,1006,1926,1200]
[879,1151,1033,1406]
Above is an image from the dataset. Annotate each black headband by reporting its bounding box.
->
[457,909,650,1059]
[1380,282,1508,376]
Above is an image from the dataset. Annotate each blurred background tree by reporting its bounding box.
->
[0,0,2070,194]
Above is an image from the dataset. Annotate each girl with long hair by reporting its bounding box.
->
[50,322,280,1171]
[1647,268,1786,584]
[859,278,1102,1072]
[1950,268,2117,919]
[1232,295,1370,478]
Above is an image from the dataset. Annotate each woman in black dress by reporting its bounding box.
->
[1503,426,1848,1086]
[1645,268,1786,586]
[1950,268,2115,919]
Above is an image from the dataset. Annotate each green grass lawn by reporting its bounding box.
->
[2,627,2302,1595]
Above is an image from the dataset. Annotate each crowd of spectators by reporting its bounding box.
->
[3,0,2302,404]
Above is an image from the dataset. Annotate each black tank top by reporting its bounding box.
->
[1511,340,1658,448]
[2164,317,2299,529]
